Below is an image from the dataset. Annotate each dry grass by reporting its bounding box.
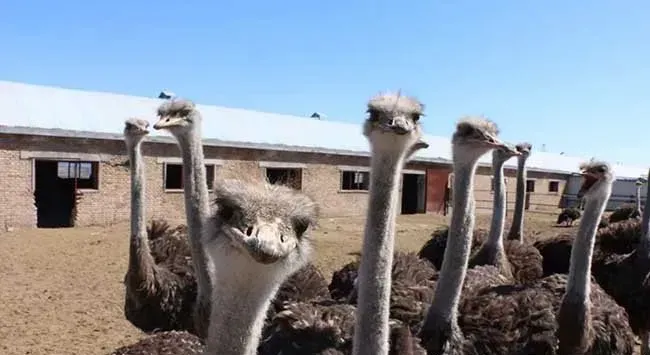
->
[0,212,572,355]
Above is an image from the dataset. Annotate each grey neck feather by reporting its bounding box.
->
[127,140,153,281]
[353,150,406,355]
[565,187,611,300]
[637,171,650,259]
[486,157,508,250]
[175,133,215,314]
[424,150,480,322]
[206,266,283,355]
[507,156,527,242]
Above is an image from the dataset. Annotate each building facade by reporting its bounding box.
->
[1,129,570,230]
[2,80,647,230]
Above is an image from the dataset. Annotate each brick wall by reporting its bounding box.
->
[0,149,36,228]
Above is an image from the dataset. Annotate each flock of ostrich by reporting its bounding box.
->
[103,92,650,355]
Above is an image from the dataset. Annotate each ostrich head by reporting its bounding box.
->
[636,177,646,187]
[515,142,532,159]
[493,143,521,163]
[123,118,150,145]
[208,179,319,272]
[577,161,615,200]
[452,116,508,161]
[363,92,428,157]
[153,99,201,139]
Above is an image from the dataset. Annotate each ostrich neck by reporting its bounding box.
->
[507,156,527,241]
[486,159,507,250]
[637,186,642,211]
[559,187,610,353]
[176,133,214,297]
[425,158,479,322]
[127,140,153,281]
[206,260,285,355]
[637,173,650,259]
[565,190,610,300]
[353,150,405,355]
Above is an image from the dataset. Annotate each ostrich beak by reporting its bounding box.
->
[413,139,429,150]
[502,144,521,156]
[577,172,598,198]
[484,134,508,149]
[153,116,184,130]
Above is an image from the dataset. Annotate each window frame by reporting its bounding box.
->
[55,160,100,191]
[526,179,536,193]
[163,162,216,193]
[339,170,371,192]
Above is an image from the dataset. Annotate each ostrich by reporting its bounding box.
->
[149,100,215,338]
[416,116,516,352]
[420,159,635,354]
[351,92,429,355]
[153,99,322,354]
[591,167,650,355]
[122,118,197,333]
[506,142,532,241]
[258,93,431,354]
[609,177,645,224]
[557,207,581,226]
[417,143,533,272]
[124,112,329,338]
[468,144,543,284]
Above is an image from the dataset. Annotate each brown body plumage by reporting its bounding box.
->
[557,207,581,226]
[109,331,204,355]
[534,219,641,277]
[593,251,650,339]
[609,203,641,223]
[259,299,427,354]
[468,240,543,284]
[455,273,634,355]
[123,220,198,334]
[328,252,436,304]
[417,227,487,270]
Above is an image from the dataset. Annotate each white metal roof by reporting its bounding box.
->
[0,80,647,179]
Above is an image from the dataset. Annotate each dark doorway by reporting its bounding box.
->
[34,160,98,228]
[401,173,426,214]
[266,168,302,190]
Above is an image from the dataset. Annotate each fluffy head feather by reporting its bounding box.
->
[456,116,500,136]
[367,92,424,116]
[578,160,611,174]
[213,179,319,233]
[156,99,196,118]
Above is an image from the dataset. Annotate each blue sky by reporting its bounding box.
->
[1,0,648,165]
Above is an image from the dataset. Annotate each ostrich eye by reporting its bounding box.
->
[178,109,193,118]
[411,113,421,122]
[292,218,310,237]
[217,203,236,221]
[366,109,380,122]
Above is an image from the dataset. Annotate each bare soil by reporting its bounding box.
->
[0,213,573,355]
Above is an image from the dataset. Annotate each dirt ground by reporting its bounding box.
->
[0,212,573,355]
